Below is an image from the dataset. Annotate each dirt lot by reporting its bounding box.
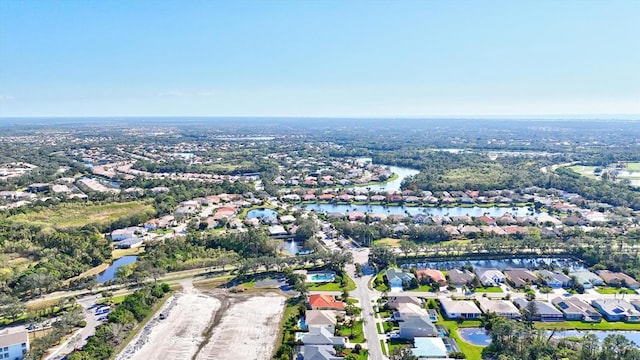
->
[195,293,286,360]
[117,280,285,360]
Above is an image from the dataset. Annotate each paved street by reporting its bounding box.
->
[346,248,386,360]
[45,295,101,360]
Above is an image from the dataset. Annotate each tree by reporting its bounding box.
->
[0,295,25,321]
[390,345,418,360]
[369,245,396,268]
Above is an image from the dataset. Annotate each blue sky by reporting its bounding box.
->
[0,0,638,117]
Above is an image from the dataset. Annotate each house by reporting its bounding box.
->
[504,269,539,288]
[475,268,506,287]
[305,310,340,334]
[268,225,288,236]
[591,300,640,322]
[387,295,422,310]
[0,328,29,360]
[308,295,345,311]
[596,270,640,289]
[114,237,144,249]
[552,297,602,322]
[385,268,416,288]
[415,269,447,286]
[477,299,521,319]
[570,270,604,289]
[537,270,571,288]
[440,299,482,320]
[213,207,237,220]
[27,183,50,193]
[398,315,438,339]
[302,345,343,360]
[111,227,146,241]
[513,299,563,321]
[447,269,475,286]
[394,303,429,322]
[412,337,448,359]
[302,326,345,346]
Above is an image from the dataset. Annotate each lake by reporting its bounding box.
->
[302,203,537,218]
[363,165,420,193]
[458,328,640,347]
[97,255,138,282]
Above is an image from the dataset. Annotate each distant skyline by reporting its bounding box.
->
[1,1,639,118]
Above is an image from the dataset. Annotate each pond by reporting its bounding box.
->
[97,255,138,283]
[401,257,585,271]
[458,328,640,347]
[458,328,492,346]
[279,240,300,255]
[246,208,278,220]
[302,203,537,218]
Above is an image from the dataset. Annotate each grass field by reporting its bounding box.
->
[337,320,365,343]
[8,201,153,229]
[568,165,599,179]
[440,318,484,360]
[473,286,503,293]
[535,320,640,331]
[373,238,401,247]
[112,247,144,259]
[595,287,637,295]
[625,162,640,171]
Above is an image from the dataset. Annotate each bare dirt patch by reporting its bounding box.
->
[116,280,285,360]
[195,293,286,360]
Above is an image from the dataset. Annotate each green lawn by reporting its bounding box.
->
[408,284,433,292]
[373,238,401,247]
[307,276,356,291]
[568,165,599,179]
[535,320,640,331]
[380,339,388,356]
[337,320,365,343]
[376,322,383,334]
[387,338,413,355]
[625,162,640,171]
[595,287,637,295]
[342,348,368,360]
[440,319,484,360]
[8,201,153,229]
[473,286,503,293]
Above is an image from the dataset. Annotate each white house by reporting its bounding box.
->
[475,268,506,287]
[440,299,482,320]
[0,328,29,360]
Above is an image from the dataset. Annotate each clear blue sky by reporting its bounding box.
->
[0,0,638,117]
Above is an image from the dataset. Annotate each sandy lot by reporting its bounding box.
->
[195,293,286,360]
[118,291,221,360]
[116,280,285,360]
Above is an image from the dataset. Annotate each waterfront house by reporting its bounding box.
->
[513,299,563,321]
[477,299,521,319]
[591,300,640,322]
[552,297,602,322]
[440,299,482,320]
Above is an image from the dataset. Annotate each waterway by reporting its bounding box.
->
[302,203,537,218]
[97,255,138,282]
[458,328,640,347]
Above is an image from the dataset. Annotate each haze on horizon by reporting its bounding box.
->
[0,0,639,118]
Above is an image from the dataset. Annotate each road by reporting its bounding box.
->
[346,248,386,360]
[45,295,102,360]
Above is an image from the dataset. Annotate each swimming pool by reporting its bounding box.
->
[307,271,336,283]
